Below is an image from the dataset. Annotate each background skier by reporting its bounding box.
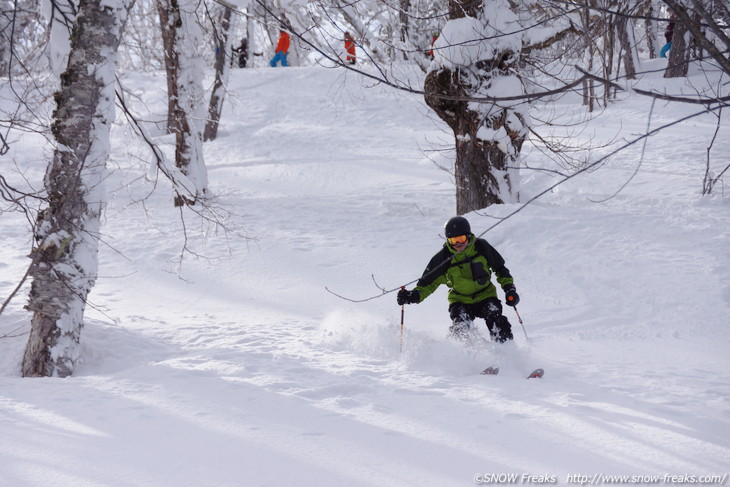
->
[270,30,291,67]
[233,38,248,68]
[344,31,356,64]
[660,12,677,58]
[397,216,520,342]
[427,31,439,59]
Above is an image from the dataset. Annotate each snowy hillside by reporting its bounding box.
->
[1,63,729,486]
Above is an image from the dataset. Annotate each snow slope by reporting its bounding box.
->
[1,62,729,486]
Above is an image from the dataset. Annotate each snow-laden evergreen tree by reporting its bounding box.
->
[23,0,133,377]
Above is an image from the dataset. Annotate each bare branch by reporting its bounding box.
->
[575,66,730,106]
[703,106,727,195]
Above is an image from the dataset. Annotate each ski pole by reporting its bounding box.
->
[399,286,405,353]
[513,306,529,341]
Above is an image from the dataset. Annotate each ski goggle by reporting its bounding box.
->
[447,234,468,245]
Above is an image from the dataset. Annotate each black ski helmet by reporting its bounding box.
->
[444,216,471,238]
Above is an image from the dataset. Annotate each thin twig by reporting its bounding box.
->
[588,98,656,203]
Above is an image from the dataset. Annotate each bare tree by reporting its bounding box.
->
[664,5,691,77]
[399,0,411,61]
[577,1,600,111]
[23,0,134,377]
[157,0,179,132]
[204,1,235,142]
[641,0,660,58]
[616,1,639,80]
[0,0,12,76]
[119,0,165,71]
[157,0,209,206]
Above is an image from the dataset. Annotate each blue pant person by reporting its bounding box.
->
[660,42,672,58]
[270,51,288,67]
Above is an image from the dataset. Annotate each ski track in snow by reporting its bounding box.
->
[1,64,729,486]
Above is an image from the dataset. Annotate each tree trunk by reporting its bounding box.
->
[246,13,255,68]
[0,10,10,77]
[424,0,526,214]
[643,0,658,58]
[616,13,637,80]
[603,13,616,102]
[399,0,410,61]
[23,0,131,377]
[160,0,208,206]
[710,0,730,29]
[425,62,525,214]
[453,131,520,213]
[664,15,689,78]
[204,5,233,142]
[581,2,596,111]
[157,0,179,134]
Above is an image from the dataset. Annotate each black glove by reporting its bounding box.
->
[503,284,520,307]
[397,289,420,306]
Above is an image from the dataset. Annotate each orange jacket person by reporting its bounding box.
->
[427,32,439,58]
[344,31,356,64]
[270,30,290,67]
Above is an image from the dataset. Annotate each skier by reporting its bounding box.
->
[397,216,520,343]
[427,31,439,59]
[270,30,290,67]
[233,38,248,68]
[660,12,677,58]
[344,31,356,65]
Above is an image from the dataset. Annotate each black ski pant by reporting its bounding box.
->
[448,298,513,343]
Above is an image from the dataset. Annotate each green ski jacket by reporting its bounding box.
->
[414,236,514,305]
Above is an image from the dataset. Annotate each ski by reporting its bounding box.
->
[481,366,499,375]
[480,366,544,379]
[527,368,544,379]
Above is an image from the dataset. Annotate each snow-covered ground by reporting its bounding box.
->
[1,61,729,486]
